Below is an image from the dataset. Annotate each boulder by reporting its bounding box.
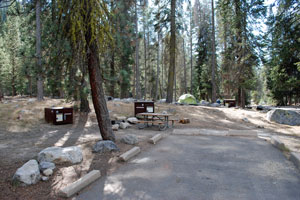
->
[37,146,83,164]
[13,160,41,186]
[210,103,221,107]
[93,140,119,153]
[41,176,49,182]
[127,117,138,124]
[39,161,56,171]
[242,118,249,123]
[158,99,166,103]
[121,134,138,145]
[199,100,210,106]
[120,122,130,129]
[43,169,53,176]
[116,116,126,121]
[112,124,119,131]
[267,109,300,126]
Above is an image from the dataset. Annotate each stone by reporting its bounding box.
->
[12,160,41,186]
[113,98,121,102]
[271,136,286,150]
[149,134,162,144]
[112,124,119,131]
[92,140,119,153]
[200,100,210,106]
[158,99,166,103]
[43,168,53,176]
[114,103,120,107]
[37,146,83,164]
[120,122,130,129]
[210,103,221,107]
[59,170,101,198]
[41,176,49,182]
[120,147,141,162]
[116,116,126,121]
[242,118,249,123]
[39,161,56,171]
[290,152,300,170]
[121,134,138,145]
[266,109,300,126]
[127,117,138,124]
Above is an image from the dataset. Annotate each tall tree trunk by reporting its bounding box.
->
[183,39,187,93]
[166,0,176,103]
[211,0,216,102]
[84,11,115,141]
[135,0,141,99]
[85,41,114,140]
[189,0,193,94]
[155,32,160,101]
[11,58,16,96]
[36,0,44,101]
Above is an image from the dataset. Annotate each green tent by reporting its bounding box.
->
[178,94,197,104]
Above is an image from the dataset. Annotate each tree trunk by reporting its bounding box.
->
[143,3,148,99]
[85,27,115,141]
[155,32,160,101]
[166,0,176,103]
[135,0,141,99]
[36,0,44,101]
[183,39,187,93]
[11,58,16,96]
[189,0,193,94]
[211,0,216,102]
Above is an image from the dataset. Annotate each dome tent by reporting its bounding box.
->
[178,94,197,105]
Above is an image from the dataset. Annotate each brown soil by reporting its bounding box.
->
[0,97,299,199]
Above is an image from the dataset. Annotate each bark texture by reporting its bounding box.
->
[166,0,176,103]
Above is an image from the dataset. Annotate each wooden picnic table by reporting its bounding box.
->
[136,112,175,131]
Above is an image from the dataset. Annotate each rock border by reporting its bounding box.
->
[290,152,300,170]
[119,147,141,162]
[59,170,101,198]
[149,134,162,144]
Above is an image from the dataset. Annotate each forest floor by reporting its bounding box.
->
[0,97,299,199]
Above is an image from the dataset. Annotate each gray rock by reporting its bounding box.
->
[93,140,119,153]
[120,122,130,129]
[112,124,119,131]
[39,161,56,171]
[127,117,138,124]
[266,109,300,126]
[116,116,126,121]
[37,146,83,164]
[13,160,41,186]
[210,103,221,107]
[121,134,138,145]
[158,99,166,103]
[200,100,210,106]
[113,98,121,102]
[41,176,49,182]
[122,98,135,103]
[242,118,249,123]
[43,168,53,176]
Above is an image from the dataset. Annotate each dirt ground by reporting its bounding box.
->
[0,97,299,200]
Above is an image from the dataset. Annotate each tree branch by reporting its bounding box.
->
[0,0,16,9]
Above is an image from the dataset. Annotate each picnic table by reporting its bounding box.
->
[136,112,175,131]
